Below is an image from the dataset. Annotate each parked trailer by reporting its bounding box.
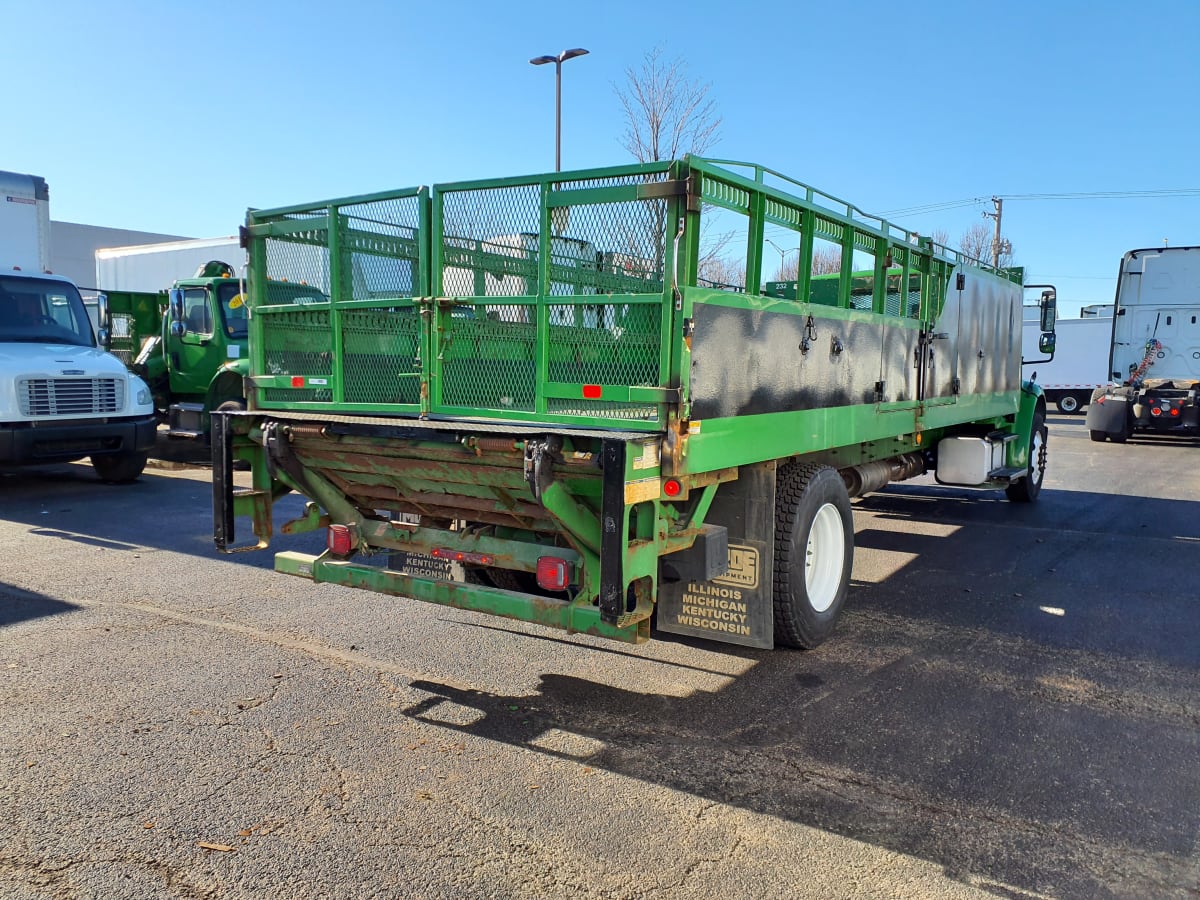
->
[213,156,1056,650]
[1022,313,1112,414]
[96,236,241,294]
[1086,246,1200,441]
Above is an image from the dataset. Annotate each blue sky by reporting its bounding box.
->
[5,0,1198,315]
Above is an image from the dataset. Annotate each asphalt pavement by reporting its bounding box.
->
[2,417,1198,899]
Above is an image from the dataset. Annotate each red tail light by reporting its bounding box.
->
[1171,408,1180,416]
[1151,407,1162,417]
[536,556,573,592]
[327,524,355,556]
[663,478,682,497]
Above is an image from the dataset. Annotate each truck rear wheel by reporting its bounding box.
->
[773,463,853,649]
[91,451,148,484]
[1057,393,1082,414]
[1006,408,1047,503]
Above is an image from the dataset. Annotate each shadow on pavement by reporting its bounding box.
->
[0,583,81,627]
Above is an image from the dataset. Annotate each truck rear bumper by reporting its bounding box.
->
[0,415,158,465]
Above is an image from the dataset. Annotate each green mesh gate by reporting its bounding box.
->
[428,165,677,426]
[244,164,682,430]
[248,188,428,413]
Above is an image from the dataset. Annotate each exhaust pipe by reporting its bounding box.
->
[841,452,926,498]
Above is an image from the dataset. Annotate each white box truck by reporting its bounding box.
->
[1022,313,1112,414]
[1,171,156,481]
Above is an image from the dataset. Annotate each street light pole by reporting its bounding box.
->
[530,48,589,172]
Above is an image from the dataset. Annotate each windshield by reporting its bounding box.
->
[0,276,95,347]
[217,281,248,340]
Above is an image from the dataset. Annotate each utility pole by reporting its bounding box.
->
[979,195,1008,266]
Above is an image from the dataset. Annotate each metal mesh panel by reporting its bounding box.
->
[340,197,422,301]
[545,397,659,422]
[440,185,541,297]
[547,202,665,297]
[439,303,536,411]
[546,301,661,386]
[260,309,332,402]
[262,211,332,302]
[342,307,422,405]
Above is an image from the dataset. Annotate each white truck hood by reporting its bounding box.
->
[0,341,152,421]
[0,342,131,378]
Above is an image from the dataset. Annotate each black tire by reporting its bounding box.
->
[1006,407,1047,503]
[1057,394,1081,415]
[773,463,853,650]
[215,398,247,413]
[1089,429,1107,443]
[91,451,148,484]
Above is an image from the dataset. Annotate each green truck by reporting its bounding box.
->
[107,262,323,440]
[213,156,1056,650]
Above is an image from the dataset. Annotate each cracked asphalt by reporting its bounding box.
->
[2,417,1198,899]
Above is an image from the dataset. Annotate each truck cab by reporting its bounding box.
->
[0,268,157,481]
[1086,246,1200,441]
[156,262,250,437]
[111,261,323,440]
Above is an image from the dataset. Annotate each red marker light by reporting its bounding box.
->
[536,556,573,592]
[327,524,354,556]
[291,376,305,388]
[432,548,495,566]
[582,384,602,399]
[663,478,682,497]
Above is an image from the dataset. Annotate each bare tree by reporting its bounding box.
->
[616,46,722,162]
[613,47,724,284]
[959,221,1015,268]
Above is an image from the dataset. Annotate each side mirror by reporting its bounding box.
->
[1038,332,1056,355]
[168,288,186,337]
[96,293,111,349]
[1039,288,1057,332]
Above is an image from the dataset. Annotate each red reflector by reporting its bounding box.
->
[663,478,682,497]
[327,524,354,556]
[291,376,305,388]
[431,548,495,566]
[582,384,602,399]
[536,556,573,592]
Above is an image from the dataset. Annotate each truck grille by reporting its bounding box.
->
[18,378,125,416]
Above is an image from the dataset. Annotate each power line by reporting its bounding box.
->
[878,187,1200,218]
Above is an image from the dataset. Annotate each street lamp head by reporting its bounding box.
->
[529,55,556,66]
[560,48,589,62]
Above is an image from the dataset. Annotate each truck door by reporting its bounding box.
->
[168,287,226,396]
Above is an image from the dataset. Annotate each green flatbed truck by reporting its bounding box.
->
[213,156,1056,650]
[107,262,324,440]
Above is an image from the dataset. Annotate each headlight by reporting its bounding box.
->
[131,376,152,407]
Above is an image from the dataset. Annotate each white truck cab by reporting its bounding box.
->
[0,267,157,481]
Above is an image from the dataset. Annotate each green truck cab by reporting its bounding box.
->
[213,157,1056,650]
[108,261,323,440]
